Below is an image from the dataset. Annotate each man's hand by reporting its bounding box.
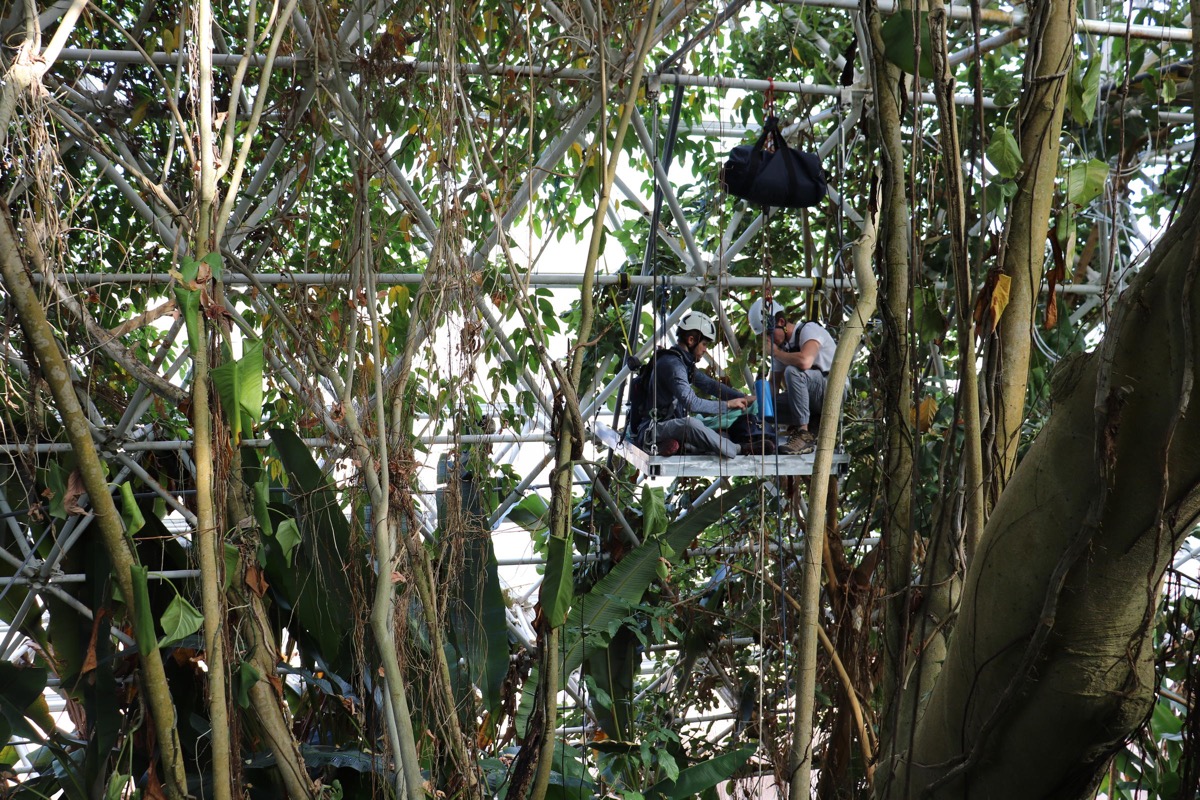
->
[726,396,752,411]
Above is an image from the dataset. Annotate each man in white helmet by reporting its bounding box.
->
[748,298,837,455]
[636,310,771,458]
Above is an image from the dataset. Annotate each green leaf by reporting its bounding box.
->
[235,661,262,708]
[211,340,265,444]
[159,593,204,648]
[1065,159,1109,206]
[646,744,757,800]
[1161,76,1177,104]
[267,428,356,674]
[46,461,68,520]
[253,477,273,536]
[658,750,680,782]
[105,770,128,800]
[0,662,48,744]
[173,257,203,354]
[1069,57,1102,125]
[518,484,756,735]
[540,534,574,628]
[118,482,144,537]
[200,251,223,281]
[986,127,1023,180]
[880,10,934,79]
[128,565,158,653]
[444,480,509,724]
[507,494,549,537]
[641,486,668,540]
[224,543,240,592]
[273,518,302,568]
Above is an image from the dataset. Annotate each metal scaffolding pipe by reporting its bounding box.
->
[0,432,554,455]
[32,271,1106,294]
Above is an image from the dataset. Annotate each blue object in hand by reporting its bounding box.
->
[754,379,774,420]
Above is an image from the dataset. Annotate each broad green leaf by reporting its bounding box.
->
[507,493,550,536]
[105,771,128,800]
[46,461,68,520]
[273,518,302,567]
[159,593,204,648]
[212,340,265,444]
[518,484,756,735]
[200,251,222,281]
[0,662,48,744]
[541,534,574,628]
[659,750,680,782]
[118,482,144,537]
[224,543,240,592]
[984,179,1019,215]
[235,661,262,708]
[268,428,355,673]
[173,256,202,353]
[444,480,509,725]
[646,744,757,800]
[880,10,934,78]
[641,486,668,540]
[986,128,1023,180]
[1161,76,1177,104]
[1065,159,1109,206]
[1151,696,1184,738]
[1069,57,1102,125]
[253,477,273,536]
[128,565,158,653]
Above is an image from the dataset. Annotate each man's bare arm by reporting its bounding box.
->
[770,339,821,370]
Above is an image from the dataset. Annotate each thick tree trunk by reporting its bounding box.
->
[989,0,1075,495]
[898,181,1200,799]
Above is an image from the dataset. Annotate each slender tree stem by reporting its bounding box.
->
[193,0,232,795]
[789,208,878,799]
[0,202,191,800]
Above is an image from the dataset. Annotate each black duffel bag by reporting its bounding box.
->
[721,116,828,208]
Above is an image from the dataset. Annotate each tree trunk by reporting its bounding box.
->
[897,179,1200,799]
[0,202,191,800]
[865,2,921,791]
[988,0,1076,495]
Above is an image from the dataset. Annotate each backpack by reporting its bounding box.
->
[624,348,688,438]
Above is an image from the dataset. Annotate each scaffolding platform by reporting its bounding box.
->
[593,421,849,478]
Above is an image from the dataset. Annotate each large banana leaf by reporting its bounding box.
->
[518,483,756,735]
[267,428,357,678]
[645,744,757,799]
[446,476,510,731]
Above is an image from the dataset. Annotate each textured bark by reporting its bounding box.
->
[988,0,1076,494]
[193,2,233,796]
[929,0,984,555]
[789,210,878,799]
[0,202,191,800]
[865,2,920,792]
[898,177,1200,799]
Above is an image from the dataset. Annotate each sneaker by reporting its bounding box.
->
[780,431,815,455]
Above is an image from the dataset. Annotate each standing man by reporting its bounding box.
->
[637,310,772,457]
[748,298,837,455]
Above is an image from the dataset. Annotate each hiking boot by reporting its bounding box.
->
[738,439,777,456]
[780,431,815,455]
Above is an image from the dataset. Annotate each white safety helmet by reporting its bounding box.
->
[677,310,717,343]
[748,297,777,336]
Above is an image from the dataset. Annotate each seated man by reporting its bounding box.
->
[748,298,837,455]
[637,310,773,457]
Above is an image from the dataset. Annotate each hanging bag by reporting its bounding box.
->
[721,115,827,209]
